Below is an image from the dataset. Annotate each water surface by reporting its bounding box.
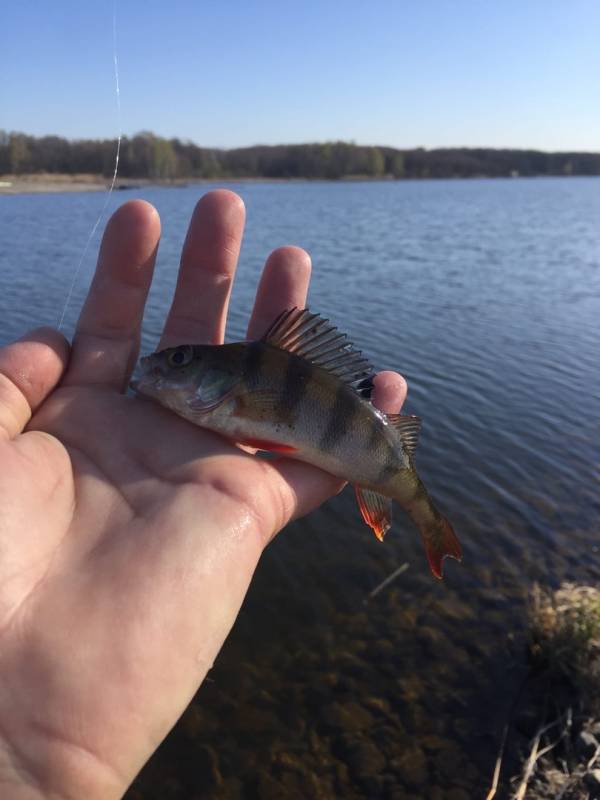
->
[1,177,599,797]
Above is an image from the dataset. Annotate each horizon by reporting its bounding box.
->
[3,1,600,152]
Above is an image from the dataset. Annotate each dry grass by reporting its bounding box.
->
[487,584,600,800]
[529,582,600,715]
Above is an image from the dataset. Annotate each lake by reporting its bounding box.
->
[1,177,599,798]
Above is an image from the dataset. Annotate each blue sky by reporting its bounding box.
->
[2,0,599,151]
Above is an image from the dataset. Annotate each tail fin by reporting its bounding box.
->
[419,514,462,579]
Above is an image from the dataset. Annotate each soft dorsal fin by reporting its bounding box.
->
[387,414,421,457]
[262,308,375,392]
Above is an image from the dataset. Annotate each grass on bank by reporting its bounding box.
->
[529,582,600,715]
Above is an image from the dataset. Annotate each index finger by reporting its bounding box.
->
[64,200,161,391]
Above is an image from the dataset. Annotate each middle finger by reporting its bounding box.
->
[160,190,245,348]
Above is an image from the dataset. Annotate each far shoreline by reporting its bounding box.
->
[1,172,597,196]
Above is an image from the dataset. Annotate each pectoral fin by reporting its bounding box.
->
[233,389,281,421]
[187,389,234,415]
[354,487,392,541]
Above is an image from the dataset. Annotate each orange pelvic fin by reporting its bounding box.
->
[420,515,462,579]
[354,486,392,541]
[239,437,298,454]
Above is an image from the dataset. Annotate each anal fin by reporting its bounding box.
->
[354,487,392,541]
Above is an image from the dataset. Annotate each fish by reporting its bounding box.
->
[132,308,461,578]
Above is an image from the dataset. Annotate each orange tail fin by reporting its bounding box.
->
[420,515,462,579]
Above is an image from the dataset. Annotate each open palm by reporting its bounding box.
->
[0,191,405,799]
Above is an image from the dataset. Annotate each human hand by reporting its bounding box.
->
[0,190,406,799]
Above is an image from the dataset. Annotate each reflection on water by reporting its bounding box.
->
[1,178,599,797]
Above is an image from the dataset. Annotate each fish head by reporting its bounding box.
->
[131,343,243,416]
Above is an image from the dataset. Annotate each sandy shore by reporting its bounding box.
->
[0,173,309,195]
[0,173,398,195]
[0,173,155,195]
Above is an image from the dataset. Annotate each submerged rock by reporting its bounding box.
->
[445,789,470,800]
[195,745,223,792]
[321,701,375,732]
[349,740,387,775]
[389,745,427,789]
[256,772,287,800]
[432,741,465,783]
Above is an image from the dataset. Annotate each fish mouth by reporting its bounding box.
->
[131,374,165,394]
[130,360,164,395]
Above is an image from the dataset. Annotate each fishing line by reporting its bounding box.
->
[57,0,122,332]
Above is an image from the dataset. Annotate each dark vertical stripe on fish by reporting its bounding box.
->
[243,342,264,389]
[279,353,312,416]
[377,451,399,485]
[360,415,398,484]
[368,418,382,450]
[319,383,358,451]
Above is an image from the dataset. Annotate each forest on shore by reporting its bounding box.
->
[2,130,600,180]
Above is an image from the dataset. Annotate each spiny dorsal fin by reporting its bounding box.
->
[387,414,421,457]
[262,308,375,392]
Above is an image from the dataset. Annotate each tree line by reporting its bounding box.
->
[2,130,599,180]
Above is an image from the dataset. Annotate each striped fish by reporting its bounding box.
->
[132,309,461,578]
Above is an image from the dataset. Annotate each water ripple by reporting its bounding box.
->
[2,178,599,795]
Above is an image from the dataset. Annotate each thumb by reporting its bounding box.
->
[0,328,70,439]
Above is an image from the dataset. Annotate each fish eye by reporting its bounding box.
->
[168,346,193,368]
